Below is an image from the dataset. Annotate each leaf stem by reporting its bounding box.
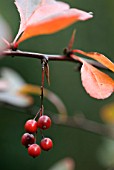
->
[33,108,40,120]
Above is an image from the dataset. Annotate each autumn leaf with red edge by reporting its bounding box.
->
[14,0,93,44]
[73,49,114,72]
[71,55,114,99]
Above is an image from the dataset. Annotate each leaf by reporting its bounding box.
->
[48,157,75,170]
[0,67,33,107]
[74,49,114,72]
[98,139,114,167]
[14,0,69,42]
[15,0,92,43]
[44,62,50,85]
[14,0,41,42]
[0,67,67,113]
[0,16,12,51]
[0,80,8,91]
[1,67,26,92]
[0,93,33,107]
[81,61,114,99]
[71,55,114,99]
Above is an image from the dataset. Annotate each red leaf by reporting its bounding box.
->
[74,49,114,72]
[71,55,114,99]
[15,0,92,44]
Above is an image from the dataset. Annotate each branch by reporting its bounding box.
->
[0,49,107,69]
[51,114,114,139]
[0,102,113,139]
[0,49,112,137]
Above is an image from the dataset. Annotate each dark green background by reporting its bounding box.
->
[0,0,114,170]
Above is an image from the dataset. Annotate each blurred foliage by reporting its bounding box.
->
[98,103,114,168]
[0,0,114,170]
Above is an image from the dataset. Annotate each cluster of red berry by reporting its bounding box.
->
[21,115,53,158]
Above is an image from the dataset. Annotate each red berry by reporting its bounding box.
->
[21,133,35,147]
[37,115,51,130]
[28,144,41,157]
[40,138,53,151]
[24,119,37,133]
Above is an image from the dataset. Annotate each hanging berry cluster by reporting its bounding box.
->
[21,59,53,158]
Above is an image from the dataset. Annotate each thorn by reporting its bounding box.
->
[68,29,76,50]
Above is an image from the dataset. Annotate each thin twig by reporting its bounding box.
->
[0,102,113,139]
[51,113,114,139]
[0,49,112,138]
[0,50,107,69]
[40,59,45,116]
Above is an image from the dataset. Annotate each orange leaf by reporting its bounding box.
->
[14,0,69,42]
[74,49,114,72]
[16,0,92,43]
[14,0,42,42]
[71,55,114,99]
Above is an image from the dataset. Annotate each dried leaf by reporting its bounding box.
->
[15,0,92,43]
[75,49,114,72]
[71,55,114,99]
[44,63,50,85]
